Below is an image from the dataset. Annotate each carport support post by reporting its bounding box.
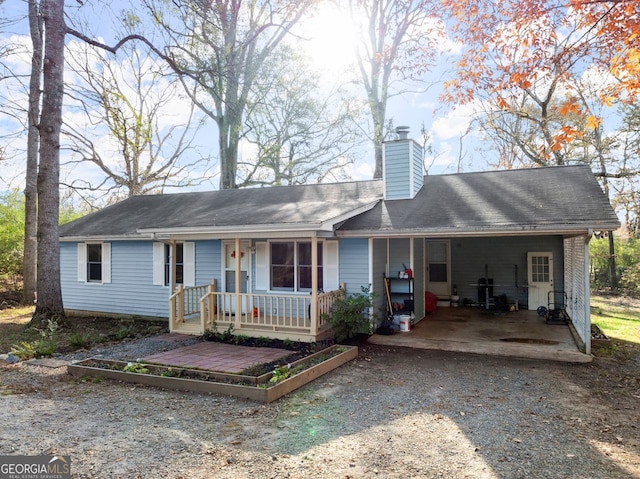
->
[584,236,592,355]
[235,237,242,329]
[311,236,318,335]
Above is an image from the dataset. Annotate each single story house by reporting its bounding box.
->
[59,132,620,353]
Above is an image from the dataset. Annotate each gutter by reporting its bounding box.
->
[336,224,619,238]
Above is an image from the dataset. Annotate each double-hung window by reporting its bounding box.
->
[164,243,184,286]
[86,244,102,282]
[270,241,323,292]
[77,242,110,284]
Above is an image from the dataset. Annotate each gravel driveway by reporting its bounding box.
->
[0,336,638,478]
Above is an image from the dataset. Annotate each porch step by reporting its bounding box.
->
[172,322,203,335]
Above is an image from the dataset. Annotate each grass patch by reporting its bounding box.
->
[591,294,640,360]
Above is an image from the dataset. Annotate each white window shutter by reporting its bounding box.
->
[254,242,268,290]
[324,241,339,291]
[77,243,87,282]
[102,242,111,283]
[153,242,165,286]
[184,242,196,287]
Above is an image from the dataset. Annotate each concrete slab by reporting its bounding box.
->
[369,307,591,363]
[26,358,69,368]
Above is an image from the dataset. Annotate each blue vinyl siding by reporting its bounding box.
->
[195,240,222,286]
[61,239,223,319]
[450,236,564,308]
[384,140,423,199]
[384,142,411,200]
[61,241,169,318]
[339,238,369,294]
[412,143,423,196]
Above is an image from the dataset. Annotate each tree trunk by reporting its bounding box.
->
[608,232,617,289]
[32,0,65,324]
[22,0,43,305]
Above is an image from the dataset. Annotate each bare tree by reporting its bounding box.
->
[63,40,210,202]
[349,0,443,178]
[22,0,43,305]
[33,0,65,322]
[143,0,315,189]
[239,46,363,186]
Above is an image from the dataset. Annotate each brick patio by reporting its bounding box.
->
[143,341,293,373]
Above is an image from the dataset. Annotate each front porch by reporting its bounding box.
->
[169,281,342,342]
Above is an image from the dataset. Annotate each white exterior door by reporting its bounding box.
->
[426,240,450,298]
[224,241,251,313]
[527,252,554,310]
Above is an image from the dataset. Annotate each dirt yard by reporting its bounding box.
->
[1,338,639,478]
[1,292,639,478]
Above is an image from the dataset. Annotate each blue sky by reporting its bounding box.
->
[0,0,486,199]
[0,0,623,206]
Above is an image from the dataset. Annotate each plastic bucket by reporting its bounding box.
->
[398,315,411,332]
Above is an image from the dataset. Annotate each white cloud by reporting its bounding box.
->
[431,102,479,140]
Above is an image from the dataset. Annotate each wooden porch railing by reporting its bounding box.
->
[170,280,344,341]
[169,281,214,332]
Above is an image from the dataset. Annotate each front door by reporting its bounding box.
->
[527,252,554,310]
[224,241,250,312]
[426,240,450,298]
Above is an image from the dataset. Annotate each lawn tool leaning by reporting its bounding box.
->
[376,276,396,335]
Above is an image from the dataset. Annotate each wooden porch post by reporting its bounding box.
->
[234,237,242,329]
[170,240,177,293]
[310,236,318,335]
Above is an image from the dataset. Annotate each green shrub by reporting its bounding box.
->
[34,338,57,357]
[11,341,37,360]
[69,333,91,349]
[324,285,375,342]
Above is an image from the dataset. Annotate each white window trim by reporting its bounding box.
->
[78,241,110,284]
[265,239,328,294]
[154,241,195,287]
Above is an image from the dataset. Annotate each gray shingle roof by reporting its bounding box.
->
[59,180,383,238]
[59,164,619,239]
[338,164,620,235]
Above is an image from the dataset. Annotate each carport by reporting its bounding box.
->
[368,306,591,363]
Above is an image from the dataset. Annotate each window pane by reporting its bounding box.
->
[272,266,294,289]
[298,243,311,265]
[271,243,294,290]
[175,265,184,285]
[88,263,102,282]
[298,266,311,289]
[164,243,184,285]
[87,244,101,262]
[429,264,447,282]
[272,242,294,265]
[297,243,323,290]
[86,244,102,282]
